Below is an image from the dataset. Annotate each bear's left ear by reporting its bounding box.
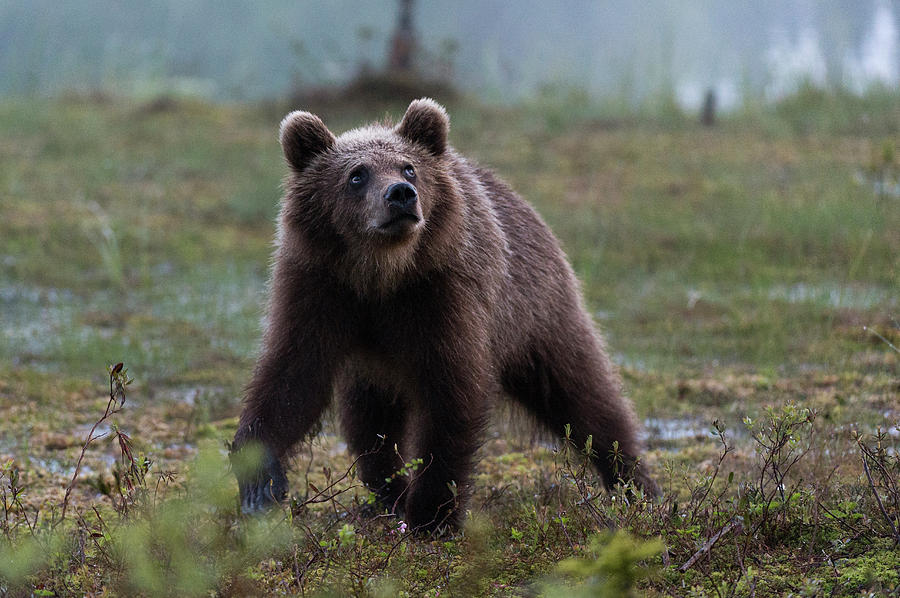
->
[396,98,449,156]
[279,111,336,173]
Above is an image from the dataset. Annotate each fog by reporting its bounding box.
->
[1,0,897,108]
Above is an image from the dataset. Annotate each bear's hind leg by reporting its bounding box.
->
[339,381,409,514]
[504,335,659,496]
[403,404,486,533]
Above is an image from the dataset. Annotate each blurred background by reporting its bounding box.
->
[2,0,898,110]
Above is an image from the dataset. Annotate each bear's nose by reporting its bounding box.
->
[383,182,418,210]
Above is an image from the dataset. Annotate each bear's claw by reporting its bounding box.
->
[234,445,288,513]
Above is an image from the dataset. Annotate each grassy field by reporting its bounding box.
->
[0,93,898,596]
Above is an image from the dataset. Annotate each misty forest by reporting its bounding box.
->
[0,1,898,596]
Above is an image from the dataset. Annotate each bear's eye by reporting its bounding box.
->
[348,167,368,190]
[403,164,416,180]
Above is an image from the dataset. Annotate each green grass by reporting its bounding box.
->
[0,93,898,596]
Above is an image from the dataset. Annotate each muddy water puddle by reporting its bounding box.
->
[0,266,265,370]
[765,282,896,310]
[644,417,748,448]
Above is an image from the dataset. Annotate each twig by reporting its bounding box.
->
[864,325,899,354]
[816,501,865,537]
[58,363,128,526]
[557,508,577,551]
[689,421,731,526]
[373,521,416,569]
[865,438,900,518]
[861,450,900,545]
[680,517,744,572]
[11,485,37,537]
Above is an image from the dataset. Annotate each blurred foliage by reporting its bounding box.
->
[543,531,664,597]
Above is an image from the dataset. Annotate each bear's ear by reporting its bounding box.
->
[396,98,449,156]
[279,111,336,172]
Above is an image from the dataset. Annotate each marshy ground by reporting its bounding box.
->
[0,94,897,596]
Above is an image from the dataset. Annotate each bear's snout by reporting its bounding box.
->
[374,181,422,238]
[383,182,418,212]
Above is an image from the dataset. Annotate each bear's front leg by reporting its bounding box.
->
[232,267,348,513]
[231,438,289,512]
[232,337,335,512]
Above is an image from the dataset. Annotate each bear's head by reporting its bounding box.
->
[277,99,456,265]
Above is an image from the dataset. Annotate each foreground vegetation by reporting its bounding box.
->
[0,91,897,596]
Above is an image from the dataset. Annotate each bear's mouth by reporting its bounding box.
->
[376,213,421,236]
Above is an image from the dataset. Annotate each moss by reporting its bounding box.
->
[836,542,900,593]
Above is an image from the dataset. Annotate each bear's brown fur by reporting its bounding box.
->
[232,98,658,530]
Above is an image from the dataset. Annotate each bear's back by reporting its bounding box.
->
[461,161,588,363]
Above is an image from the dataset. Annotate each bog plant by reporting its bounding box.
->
[543,531,664,597]
[1,365,899,595]
[0,363,294,596]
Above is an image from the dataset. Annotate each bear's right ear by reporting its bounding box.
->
[279,111,336,172]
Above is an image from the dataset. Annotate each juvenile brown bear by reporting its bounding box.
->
[232,98,658,530]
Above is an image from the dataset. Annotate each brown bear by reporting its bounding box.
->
[232,98,658,531]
